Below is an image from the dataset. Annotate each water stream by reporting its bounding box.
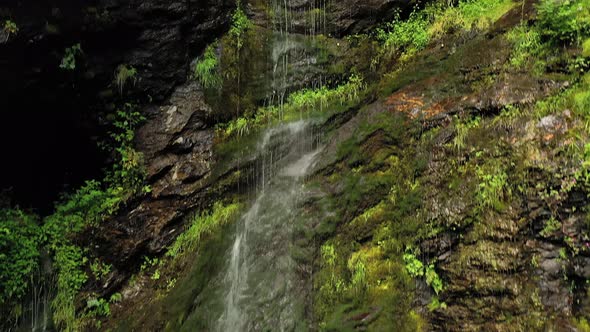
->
[218,121,321,331]
[209,3,329,330]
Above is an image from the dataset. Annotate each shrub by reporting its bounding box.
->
[0,209,40,305]
[536,0,590,45]
[506,25,544,70]
[377,9,430,55]
[229,4,251,51]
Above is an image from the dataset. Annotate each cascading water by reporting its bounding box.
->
[217,121,321,331]
[178,1,332,330]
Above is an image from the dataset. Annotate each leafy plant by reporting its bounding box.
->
[0,209,40,305]
[229,3,251,51]
[403,250,425,277]
[476,165,509,211]
[60,44,83,71]
[3,20,18,42]
[194,44,221,89]
[42,107,147,331]
[452,116,480,151]
[506,25,544,70]
[377,9,430,56]
[536,0,590,45]
[540,216,562,237]
[114,65,137,95]
[404,250,443,294]
[90,259,112,281]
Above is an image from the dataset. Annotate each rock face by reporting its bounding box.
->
[267,0,409,36]
[0,0,234,209]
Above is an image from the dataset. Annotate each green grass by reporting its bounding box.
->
[583,38,590,57]
[114,65,137,95]
[216,74,365,140]
[167,202,241,259]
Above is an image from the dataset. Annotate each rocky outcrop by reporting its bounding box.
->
[0,0,234,209]
[263,0,413,36]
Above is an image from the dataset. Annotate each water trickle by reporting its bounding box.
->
[217,121,321,331]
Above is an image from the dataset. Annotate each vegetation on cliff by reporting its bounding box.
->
[1,0,590,330]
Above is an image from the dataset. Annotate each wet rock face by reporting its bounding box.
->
[87,82,216,276]
[0,0,234,209]
[268,0,412,36]
[329,0,405,35]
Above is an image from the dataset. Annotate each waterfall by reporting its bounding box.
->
[216,120,322,331]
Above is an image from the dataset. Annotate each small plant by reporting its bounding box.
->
[86,297,110,317]
[194,44,221,89]
[90,259,112,281]
[229,3,251,50]
[404,249,443,294]
[540,216,562,237]
[425,264,443,295]
[506,25,544,70]
[403,250,425,277]
[60,44,83,70]
[476,163,509,211]
[0,209,40,305]
[114,65,137,95]
[452,116,480,151]
[3,20,18,42]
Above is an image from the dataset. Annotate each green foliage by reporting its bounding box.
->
[3,20,18,39]
[540,216,562,237]
[506,25,545,71]
[492,105,523,130]
[60,44,83,71]
[0,209,40,305]
[42,108,147,331]
[229,4,251,50]
[90,259,112,281]
[51,244,88,331]
[86,297,110,317]
[428,0,515,38]
[583,38,590,57]
[403,250,443,294]
[574,317,590,332]
[105,109,149,198]
[377,9,430,56]
[403,251,425,277]
[425,264,443,295]
[452,116,480,151]
[167,202,240,259]
[194,44,221,89]
[536,0,590,45]
[476,163,509,211]
[114,64,137,95]
[376,0,515,60]
[218,75,365,140]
